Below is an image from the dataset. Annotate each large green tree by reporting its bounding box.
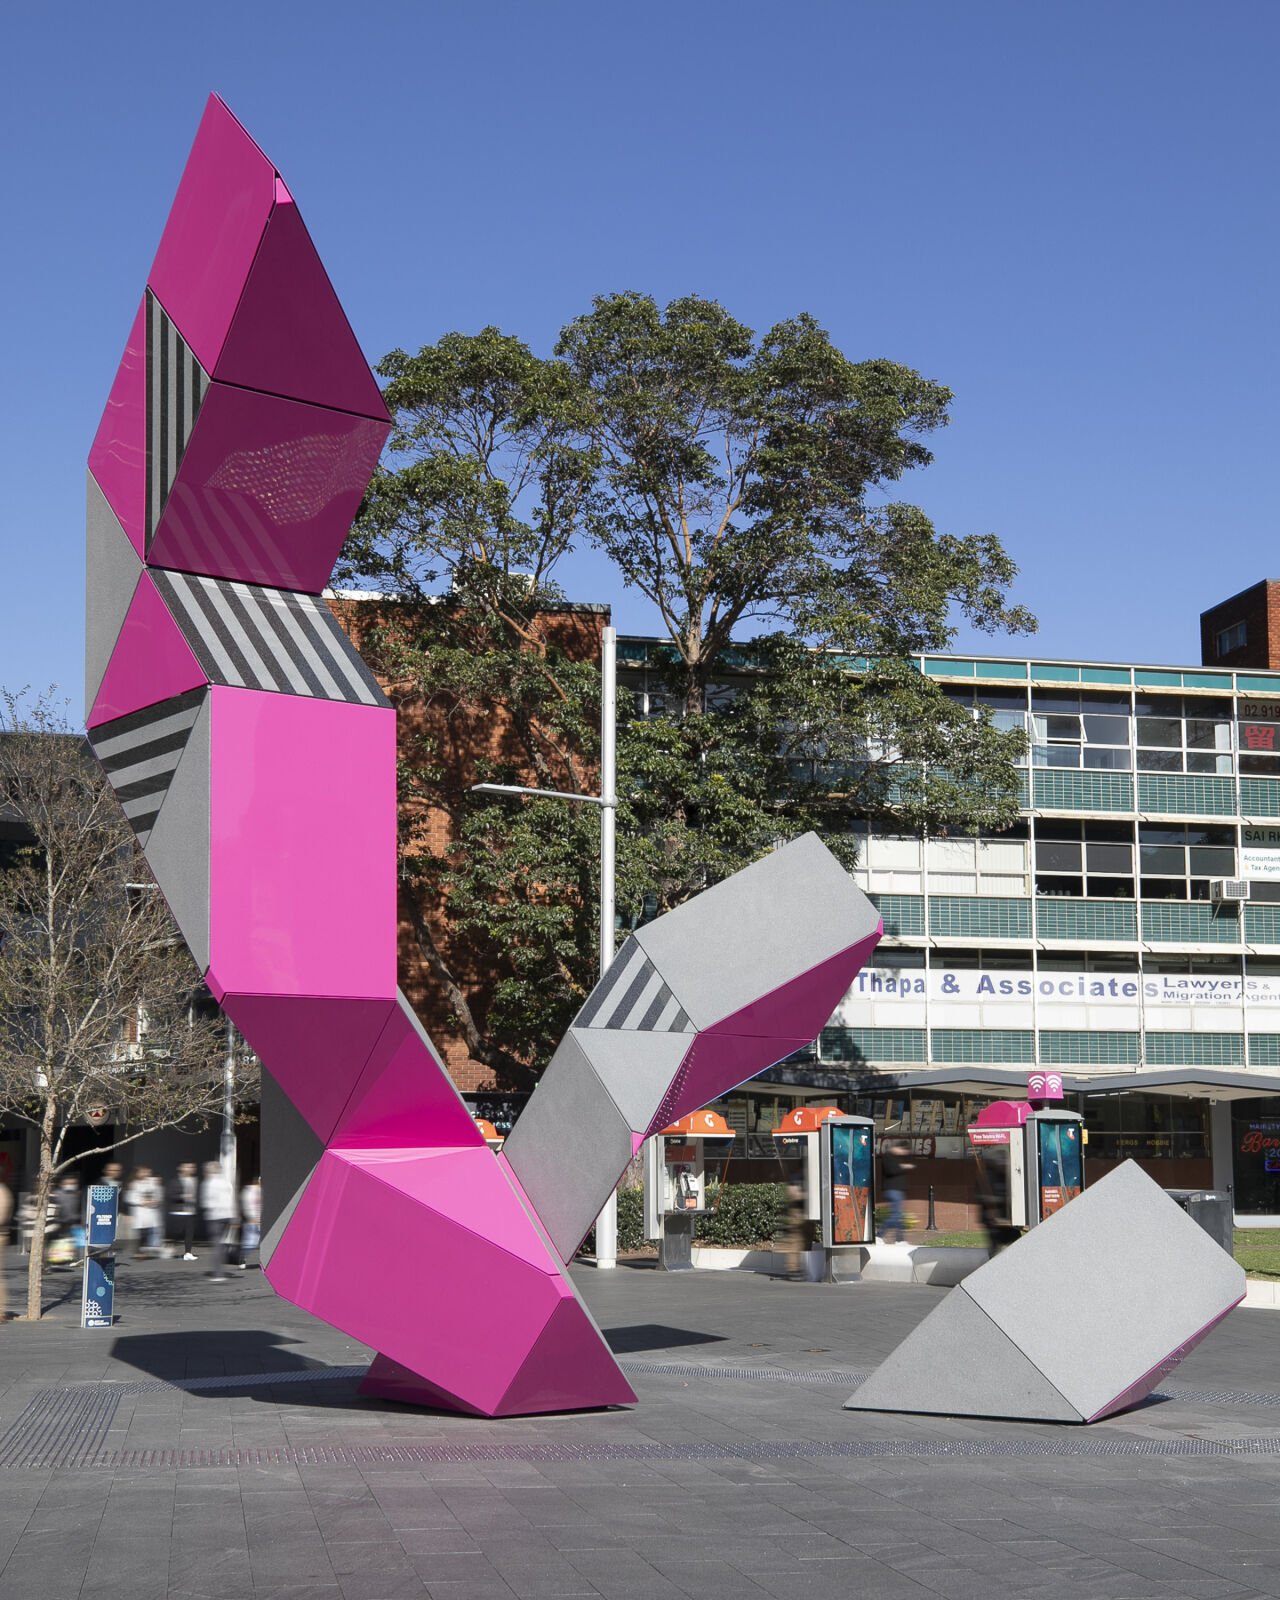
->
[341,298,1035,1078]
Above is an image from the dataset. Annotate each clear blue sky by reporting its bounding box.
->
[3,2,1277,719]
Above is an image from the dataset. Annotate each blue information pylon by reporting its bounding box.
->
[81,1184,119,1330]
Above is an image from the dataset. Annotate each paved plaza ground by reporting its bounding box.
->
[2,1251,1280,1600]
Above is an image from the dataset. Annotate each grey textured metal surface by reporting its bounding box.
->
[502,1031,634,1260]
[259,1065,325,1268]
[84,470,143,713]
[964,1161,1245,1422]
[845,1284,1082,1422]
[571,1026,691,1133]
[87,687,206,845]
[141,691,211,971]
[631,833,880,1029]
[144,288,209,542]
[574,936,692,1032]
[152,569,387,705]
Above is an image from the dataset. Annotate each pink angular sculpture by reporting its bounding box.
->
[85,95,884,1416]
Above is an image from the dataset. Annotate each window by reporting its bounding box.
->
[1133,695,1234,774]
[1034,819,1134,898]
[1138,822,1236,899]
[1216,620,1248,657]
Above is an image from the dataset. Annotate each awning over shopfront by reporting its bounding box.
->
[1073,1070,1280,1102]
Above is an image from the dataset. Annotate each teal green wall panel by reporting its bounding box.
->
[1146,1032,1244,1066]
[929,897,1031,939]
[1033,770,1133,811]
[1036,899,1138,941]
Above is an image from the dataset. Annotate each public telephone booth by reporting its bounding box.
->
[651,1110,735,1270]
[820,1114,877,1249]
[474,1118,504,1151]
[771,1104,844,1229]
[967,1101,1086,1231]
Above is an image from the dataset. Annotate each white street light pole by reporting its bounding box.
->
[471,624,619,1267]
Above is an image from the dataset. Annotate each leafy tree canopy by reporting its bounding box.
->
[340,296,1036,1079]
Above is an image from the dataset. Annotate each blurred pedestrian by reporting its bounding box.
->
[200,1162,236,1281]
[125,1167,163,1258]
[0,1179,12,1320]
[879,1137,914,1245]
[239,1177,262,1269]
[781,1175,809,1281]
[54,1175,85,1263]
[167,1162,199,1259]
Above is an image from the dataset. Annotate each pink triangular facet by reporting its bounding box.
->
[147,94,275,373]
[87,296,147,557]
[87,573,207,728]
[219,993,396,1143]
[497,1297,637,1416]
[215,186,388,420]
[331,1001,485,1151]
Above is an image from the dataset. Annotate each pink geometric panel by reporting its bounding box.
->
[331,1003,486,1151]
[651,1034,814,1136]
[215,180,390,420]
[219,993,396,1143]
[146,94,275,374]
[147,381,389,593]
[338,1147,558,1268]
[206,689,397,1000]
[87,296,147,556]
[704,930,883,1038]
[86,573,207,728]
[266,1148,604,1417]
[495,1297,638,1416]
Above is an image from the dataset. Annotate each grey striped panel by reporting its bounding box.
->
[576,937,692,1033]
[89,689,205,846]
[145,290,209,544]
[151,571,387,707]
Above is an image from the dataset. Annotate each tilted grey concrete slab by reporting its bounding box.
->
[847,1278,1082,1422]
[84,470,143,713]
[260,1064,325,1268]
[845,1161,1246,1423]
[570,1025,692,1135]
[631,832,880,1029]
[501,1030,635,1261]
[141,692,211,971]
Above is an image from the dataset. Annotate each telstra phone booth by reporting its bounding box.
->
[967,1101,1086,1231]
[819,1114,877,1282]
[646,1110,735,1270]
[771,1104,845,1231]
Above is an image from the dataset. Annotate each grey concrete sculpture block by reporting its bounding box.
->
[259,1064,326,1269]
[143,693,211,971]
[846,1161,1246,1423]
[85,470,143,713]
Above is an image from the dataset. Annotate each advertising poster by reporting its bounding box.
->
[829,1121,873,1245]
[1038,1122,1083,1218]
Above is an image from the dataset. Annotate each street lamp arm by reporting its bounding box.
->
[470,782,615,808]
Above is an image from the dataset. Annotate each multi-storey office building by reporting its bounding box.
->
[618,635,1280,1223]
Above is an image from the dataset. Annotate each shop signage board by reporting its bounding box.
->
[840,968,1280,1014]
[1242,827,1280,880]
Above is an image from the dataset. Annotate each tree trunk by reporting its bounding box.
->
[22,1099,56,1321]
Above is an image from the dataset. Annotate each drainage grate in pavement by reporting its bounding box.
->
[0,1387,121,1469]
[622,1360,866,1386]
[8,1433,1280,1471]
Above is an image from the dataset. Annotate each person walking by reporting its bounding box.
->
[200,1162,236,1281]
[0,1180,12,1321]
[167,1163,199,1259]
[125,1167,163,1258]
[879,1136,914,1245]
[238,1177,262,1269]
[53,1175,85,1265]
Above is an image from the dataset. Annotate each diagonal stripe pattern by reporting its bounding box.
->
[574,937,692,1032]
[151,570,387,706]
[88,688,205,844]
[145,290,209,543]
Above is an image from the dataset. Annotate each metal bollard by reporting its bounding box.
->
[926,1185,937,1232]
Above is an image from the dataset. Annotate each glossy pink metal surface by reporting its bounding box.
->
[265,1148,630,1416]
[655,1033,813,1133]
[219,994,396,1143]
[215,181,390,420]
[87,298,148,556]
[147,384,389,593]
[86,573,206,728]
[206,689,397,999]
[147,95,275,373]
[332,1005,486,1151]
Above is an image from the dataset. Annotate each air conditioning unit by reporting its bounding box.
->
[1210,879,1251,904]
